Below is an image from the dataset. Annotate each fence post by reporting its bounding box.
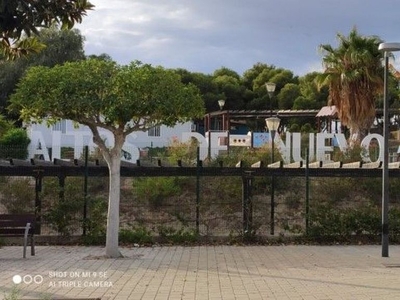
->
[305,147,310,235]
[83,145,89,236]
[34,170,43,235]
[242,171,254,235]
[196,146,200,234]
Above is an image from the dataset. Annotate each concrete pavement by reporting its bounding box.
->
[1,245,400,299]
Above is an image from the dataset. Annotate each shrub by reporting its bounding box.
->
[166,137,198,165]
[119,227,153,245]
[158,226,199,244]
[307,203,382,237]
[82,196,107,244]
[43,197,83,236]
[0,128,30,159]
[133,177,181,208]
[0,178,34,213]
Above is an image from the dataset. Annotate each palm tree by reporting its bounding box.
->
[317,28,384,145]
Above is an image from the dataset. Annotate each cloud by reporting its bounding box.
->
[77,0,400,76]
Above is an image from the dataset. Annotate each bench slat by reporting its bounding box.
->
[0,228,32,235]
[0,220,33,227]
[0,214,35,221]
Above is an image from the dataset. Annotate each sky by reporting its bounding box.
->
[76,0,400,77]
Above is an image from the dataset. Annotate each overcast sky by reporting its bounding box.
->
[76,0,400,77]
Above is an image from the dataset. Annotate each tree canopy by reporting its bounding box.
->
[0,26,86,113]
[0,0,93,58]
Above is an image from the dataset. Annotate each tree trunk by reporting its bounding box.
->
[349,124,369,147]
[105,151,122,258]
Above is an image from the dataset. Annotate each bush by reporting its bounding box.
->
[43,198,83,236]
[158,226,199,244]
[133,177,181,208]
[0,128,30,159]
[82,196,107,244]
[119,227,153,245]
[307,203,381,237]
[0,178,34,213]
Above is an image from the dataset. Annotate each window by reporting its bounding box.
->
[148,125,161,137]
[52,120,67,134]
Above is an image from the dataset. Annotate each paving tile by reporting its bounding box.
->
[2,245,400,299]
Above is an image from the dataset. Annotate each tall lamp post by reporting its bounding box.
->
[265,82,276,116]
[378,42,400,257]
[266,116,281,235]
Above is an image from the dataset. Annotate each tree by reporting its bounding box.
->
[9,59,205,257]
[173,69,222,112]
[317,28,384,144]
[0,26,86,114]
[0,0,93,59]
[277,83,300,109]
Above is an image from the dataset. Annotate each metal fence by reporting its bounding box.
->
[0,170,397,239]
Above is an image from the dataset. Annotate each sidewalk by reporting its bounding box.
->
[1,245,400,299]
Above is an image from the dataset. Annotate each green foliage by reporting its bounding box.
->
[300,123,314,133]
[166,137,199,165]
[0,27,86,114]
[0,0,93,59]
[0,128,30,159]
[158,226,199,244]
[43,198,83,236]
[332,143,366,163]
[3,286,20,300]
[306,203,381,237]
[0,178,33,213]
[133,177,181,208]
[41,177,107,236]
[0,115,14,135]
[277,83,300,109]
[82,196,108,245]
[119,227,153,245]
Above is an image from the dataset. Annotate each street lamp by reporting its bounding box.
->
[265,82,276,116]
[378,42,400,257]
[218,99,225,110]
[265,116,281,235]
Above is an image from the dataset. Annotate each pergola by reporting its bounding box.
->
[203,107,399,133]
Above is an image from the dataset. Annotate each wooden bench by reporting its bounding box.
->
[0,214,36,258]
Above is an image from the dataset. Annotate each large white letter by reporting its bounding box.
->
[361,133,383,162]
[207,131,228,159]
[274,133,290,164]
[316,133,335,162]
[290,132,315,163]
[334,133,348,152]
[182,132,208,161]
[28,130,50,161]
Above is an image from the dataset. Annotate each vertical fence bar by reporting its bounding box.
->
[83,145,89,236]
[242,173,248,234]
[34,171,43,234]
[196,146,200,234]
[242,171,254,235]
[305,147,310,235]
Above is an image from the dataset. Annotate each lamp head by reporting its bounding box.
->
[265,116,281,132]
[218,99,225,110]
[379,42,400,52]
[265,82,276,94]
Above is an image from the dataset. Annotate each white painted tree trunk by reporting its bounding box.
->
[105,148,122,258]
